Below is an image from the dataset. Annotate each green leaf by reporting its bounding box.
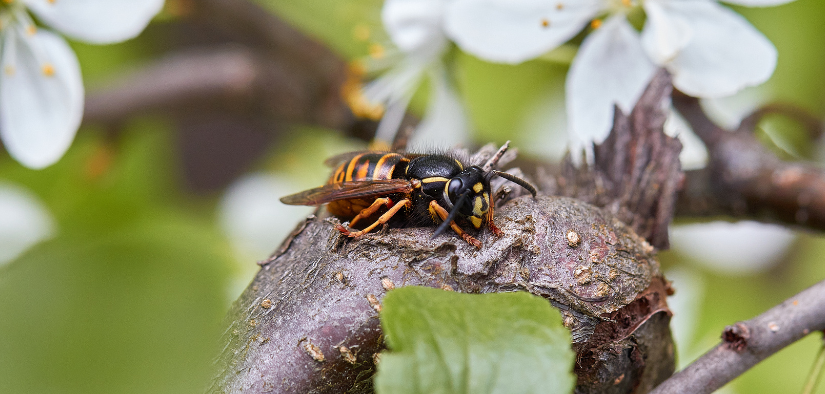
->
[376,287,576,394]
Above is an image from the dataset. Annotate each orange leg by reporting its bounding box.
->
[487,196,503,237]
[337,199,411,237]
[348,197,392,228]
[429,200,482,249]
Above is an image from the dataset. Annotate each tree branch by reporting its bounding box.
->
[674,93,825,230]
[650,279,825,394]
[211,70,683,394]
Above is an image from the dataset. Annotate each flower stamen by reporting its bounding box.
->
[368,43,385,59]
[41,63,54,76]
[342,62,385,120]
[541,18,550,28]
[590,19,603,29]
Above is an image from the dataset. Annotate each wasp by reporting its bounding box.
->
[280,142,537,248]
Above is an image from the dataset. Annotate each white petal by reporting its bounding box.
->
[663,108,708,170]
[23,0,164,44]
[664,1,777,97]
[445,0,603,64]
[408,66,470,151]
[383,0,448,57]
[721,0,796,6]
[670,221,794,275]
[0,28,84,169]
[700,87,766,129]
[565,16,656,163]
[0,183,55,267]
[641,0,693,64]
[219,173,313,261]
[363,59,428,144]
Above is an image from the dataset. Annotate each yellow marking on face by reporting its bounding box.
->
[422,177,449,183]
[470,216,483,228]
[473,182,483,193]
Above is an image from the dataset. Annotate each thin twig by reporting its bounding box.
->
[650,279,825,394]
[802,331,825,394]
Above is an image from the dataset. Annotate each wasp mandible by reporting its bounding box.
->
[280,141,537,248]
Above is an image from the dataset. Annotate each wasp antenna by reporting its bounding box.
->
[492,170,537,198]
[482,141,510,172]
[432,192,470,239]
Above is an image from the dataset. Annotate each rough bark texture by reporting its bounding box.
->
[548,70,683,250]
[210,196,672,393]
[210,71,682,393]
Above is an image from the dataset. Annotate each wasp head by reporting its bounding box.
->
[443,166,490,229]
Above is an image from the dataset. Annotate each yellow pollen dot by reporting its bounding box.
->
[26,25,36,35]
[541,18,550,28]
[590,19,602,30]
[556,3,564,10]
[368,43,385,59]
[42,64,55,76]
[341,62,384,120]
[353,24,370,42]
[2,0,14,4]
[349,60,366,76]
[47,0,56,3]
[622,0,631,6]
[4,65,14,76]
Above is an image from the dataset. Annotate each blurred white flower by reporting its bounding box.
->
[444,0,794,161]
[219,173,314,300]
[0,182,55,267]
[0,0,164,169]
[670,221,795,275]
[219,173,313,262]
[346,0,469,147]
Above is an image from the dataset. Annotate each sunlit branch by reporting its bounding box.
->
[650,279,825,394]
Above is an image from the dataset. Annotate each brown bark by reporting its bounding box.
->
[209,72,682,393]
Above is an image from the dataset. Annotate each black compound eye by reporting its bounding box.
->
[447,178,464,202]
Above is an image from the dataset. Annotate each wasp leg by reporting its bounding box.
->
[487,198,503,237]
[338,199,411,237]
[349,197,392,228]
[429,200,482,248]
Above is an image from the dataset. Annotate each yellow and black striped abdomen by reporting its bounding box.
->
[326,153,409,219]
[328,153,406,183]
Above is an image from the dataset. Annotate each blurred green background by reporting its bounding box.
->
[0,0,824,393]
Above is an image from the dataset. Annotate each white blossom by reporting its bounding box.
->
[444,0,795,161]
[0,0,164,169]
[347,0,468,147]
[0,182,55,267]
[670,221,795,275]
